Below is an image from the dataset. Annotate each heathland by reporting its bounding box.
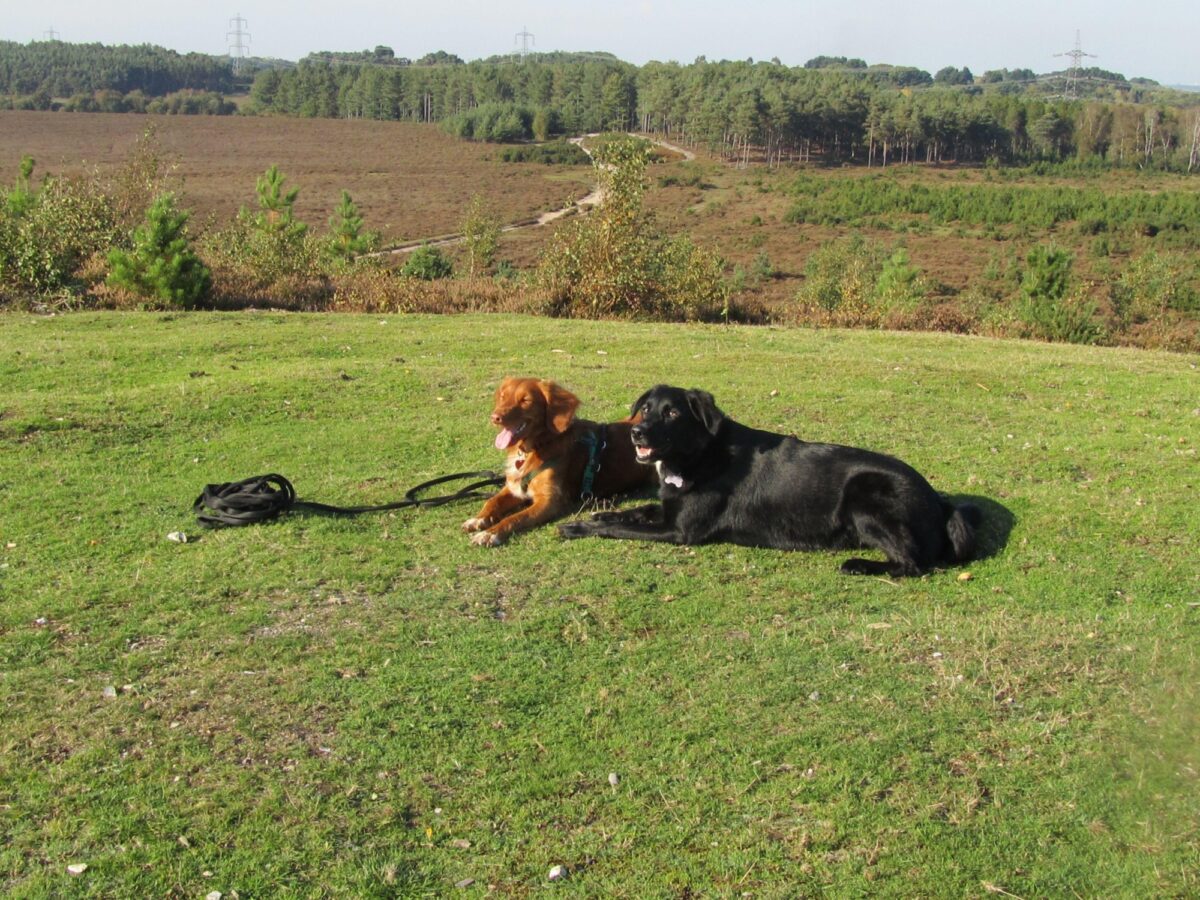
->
[2,111,1198,351]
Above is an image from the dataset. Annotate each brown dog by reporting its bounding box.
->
[463,377,654,546]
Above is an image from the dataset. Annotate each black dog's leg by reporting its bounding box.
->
[842,513,925,577]
[558,505,682,543]
[840,557,893,576]
[586,504,663,525]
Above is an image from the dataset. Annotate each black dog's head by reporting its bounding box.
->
[628,385,725,466]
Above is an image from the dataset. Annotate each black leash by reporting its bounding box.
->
[193,470,504,528]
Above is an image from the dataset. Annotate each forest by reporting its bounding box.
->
[252,57,1200,171]
[0,40,236,98]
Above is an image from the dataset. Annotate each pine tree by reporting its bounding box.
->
[326,190,379,260]
[107,192,211,307]
[6,156,36,216]
[235,164,311,280]
[253,165,305,236]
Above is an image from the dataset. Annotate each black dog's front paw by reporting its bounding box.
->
[558,520,596,539]
[587,509,628,523]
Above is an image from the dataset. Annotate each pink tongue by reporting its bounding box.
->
[495,428,515,449]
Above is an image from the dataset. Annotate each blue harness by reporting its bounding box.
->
[517,425,607,499]
[578,425,607,500]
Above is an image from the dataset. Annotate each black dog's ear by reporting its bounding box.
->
[629,387,657,418]
[686,389,725,435]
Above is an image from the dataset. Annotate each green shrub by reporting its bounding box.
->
[794,237,934,325]
[874,248,926,310]
[1019,244,1073,304]
[201,215,321,288]
[458,195,501,277]
[442,104,534,143]
[1111,252,1200,329]
[536,136,730,321]
[1019,287,1105,345]
[401,245,453,280]
[795,235,885,321]
[203,165,317,286]
[251,165,307,241]
[781,173,1200,248]
[0,166,118,298]
[657,167,709,189]
[1016,245,1103,344]
[750,250,775,282]
[106,193,211,307]
[498,141,588,165]
[655,235,732,321]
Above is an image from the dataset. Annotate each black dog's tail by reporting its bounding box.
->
[942,500,983,563]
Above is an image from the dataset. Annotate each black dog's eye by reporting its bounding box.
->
[665,408,679,420]
[641,404,651,415]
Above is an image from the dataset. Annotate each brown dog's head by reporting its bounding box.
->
[490,377,580,449]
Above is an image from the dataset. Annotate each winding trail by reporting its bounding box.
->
[381,134,694,256]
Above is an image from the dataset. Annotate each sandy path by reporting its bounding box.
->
[382,134,692,256]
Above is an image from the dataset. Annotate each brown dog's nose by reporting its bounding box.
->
[490,412,503,425]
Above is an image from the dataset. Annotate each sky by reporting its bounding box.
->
[6,0,1198,87]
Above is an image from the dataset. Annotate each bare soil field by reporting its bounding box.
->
[0,111,594,246]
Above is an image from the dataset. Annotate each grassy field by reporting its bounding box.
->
[1,312,1198,896]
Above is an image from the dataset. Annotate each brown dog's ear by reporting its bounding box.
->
[540,380,580,433]
[686,389,725,435]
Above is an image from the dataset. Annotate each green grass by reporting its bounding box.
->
[1,312,1197,897]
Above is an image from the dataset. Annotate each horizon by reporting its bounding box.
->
[4,0,1197,88]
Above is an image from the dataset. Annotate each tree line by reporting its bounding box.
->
[0,40,236,98]
[249,57,1200,171]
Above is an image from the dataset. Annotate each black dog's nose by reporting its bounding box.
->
[631,424,645,441]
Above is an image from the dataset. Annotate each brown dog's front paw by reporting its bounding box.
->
[470,530,505,547]
[462,516,489,534]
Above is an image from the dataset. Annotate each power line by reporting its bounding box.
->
[1053,30,1097,100]
[514,25,535,61]
[227,13,251,75]
[43,27,59,40]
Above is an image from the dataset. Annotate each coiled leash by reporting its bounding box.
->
[193,470,505,528]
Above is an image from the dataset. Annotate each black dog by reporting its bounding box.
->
[558,385,981,577]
